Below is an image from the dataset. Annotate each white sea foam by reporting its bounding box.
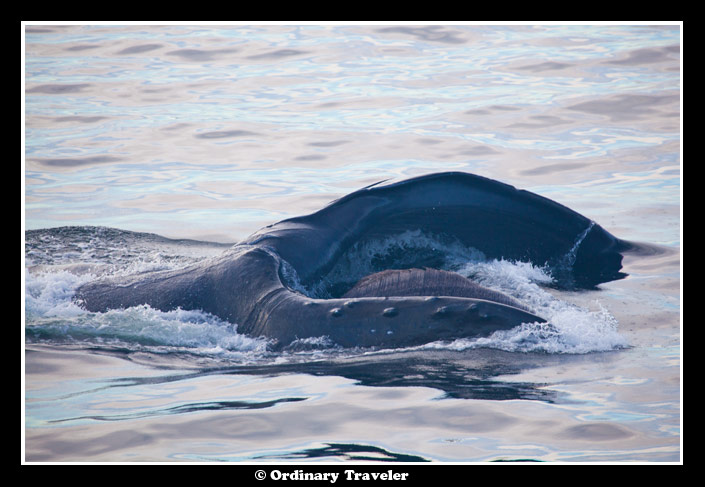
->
[25,267,95,319]
[24,266,270,360]
[435,259,630,354]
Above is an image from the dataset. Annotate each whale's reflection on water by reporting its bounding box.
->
[214,348,566,402]
[80,345,604,402]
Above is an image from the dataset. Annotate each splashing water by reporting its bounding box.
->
[448,259,628,353]
[24,234,271,362]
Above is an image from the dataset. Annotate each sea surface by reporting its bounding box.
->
[23,23,681,463]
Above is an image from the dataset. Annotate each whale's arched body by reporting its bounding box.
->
[75,172,631,348]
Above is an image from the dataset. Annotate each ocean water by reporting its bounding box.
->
[23,23,681,463]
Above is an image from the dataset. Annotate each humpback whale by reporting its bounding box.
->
[75,172,631,349]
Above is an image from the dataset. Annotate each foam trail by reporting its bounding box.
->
[25,266,270,360]
[444,259,629,354]
[25,267,95,319]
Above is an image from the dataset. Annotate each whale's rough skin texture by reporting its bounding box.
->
[75,172,631,349]
[343,268,528,311]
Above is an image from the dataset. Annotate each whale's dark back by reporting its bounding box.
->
[247,172,629,289]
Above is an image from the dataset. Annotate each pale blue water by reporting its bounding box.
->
[24,23,681,463]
